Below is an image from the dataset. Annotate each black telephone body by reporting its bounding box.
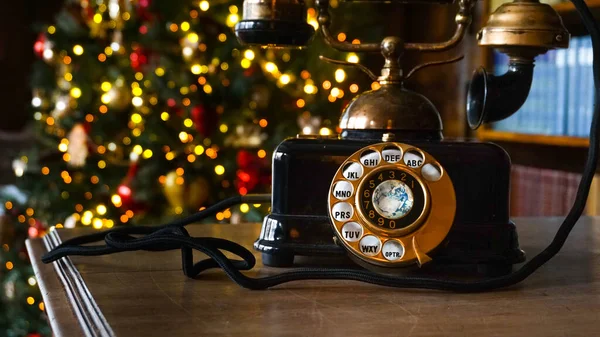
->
[256,134,526,275]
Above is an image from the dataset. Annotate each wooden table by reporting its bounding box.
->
[27,217,600,337]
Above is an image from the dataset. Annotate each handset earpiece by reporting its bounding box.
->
[466,62,535,130]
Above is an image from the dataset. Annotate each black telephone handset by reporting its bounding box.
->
[42,0,600,291]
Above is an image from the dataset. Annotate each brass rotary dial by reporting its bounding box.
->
[327,143,456,268]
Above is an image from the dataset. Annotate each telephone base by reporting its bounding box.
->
[261,252,295,267]
[255,213,525,274]
[477,263,514,277]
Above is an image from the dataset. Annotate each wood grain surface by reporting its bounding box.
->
[28,217,600,337]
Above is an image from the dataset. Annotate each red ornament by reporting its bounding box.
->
[33,34,45,57]
[236,150,254,168]
[117,183,147,212]
[115,163,149,212]
[236,169,259,192]
[117,163,135,205]
[28,219,46,238]
[28,227,39,238]
[130,48,149,72]
[191,105,218,138]
[235,150,270,193]
[136,0,153,21]
[237,170,251,183]
[118,184,132,198]
[26,333,42,337]
[118,163,135,203]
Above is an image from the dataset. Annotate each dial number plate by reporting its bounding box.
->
[359,169,425,230]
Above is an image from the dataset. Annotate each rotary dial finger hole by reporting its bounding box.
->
[341,222,363,242]
[382,240,404,261]
[382,145,403,164]
[332,180,354,200]
[342,161,364,181]
[403,150,424,168]
[360,149,381,168]
[331,202,354,222]
[421,163,443,182]
[359,235,382,256]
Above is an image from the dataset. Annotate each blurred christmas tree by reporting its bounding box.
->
[0,188,50,337]
[0,0,377,335]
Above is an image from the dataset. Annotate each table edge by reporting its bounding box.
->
[27,230,115,337]
[26,238,72,336]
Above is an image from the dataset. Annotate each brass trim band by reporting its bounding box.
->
[242,0,306,22]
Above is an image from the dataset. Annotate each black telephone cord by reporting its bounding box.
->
[42,0,600,291]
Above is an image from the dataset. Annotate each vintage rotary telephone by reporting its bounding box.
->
[43,0,600,292]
